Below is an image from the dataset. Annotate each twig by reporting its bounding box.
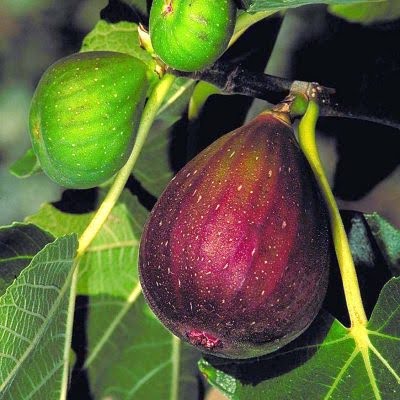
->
[173,62,400,130]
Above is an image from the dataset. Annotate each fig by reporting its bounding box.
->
[149,0,237,72]
[139,111,330,359]
[29,51,149,189]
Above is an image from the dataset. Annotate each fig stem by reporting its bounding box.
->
[170,335,181,400]
[60,259,80,400]
[77,73,176,256]
[298,100,367,328]
[59,74,176,397]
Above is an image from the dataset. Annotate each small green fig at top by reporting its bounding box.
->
[149,0,237,72]
[29,51,149,189]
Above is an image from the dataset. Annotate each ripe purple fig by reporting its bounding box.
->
[139,111,330,359]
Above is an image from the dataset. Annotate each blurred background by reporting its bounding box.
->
[0,0,108,225]
[1,0,399,231]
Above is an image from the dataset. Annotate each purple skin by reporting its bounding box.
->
[139,111,330,359]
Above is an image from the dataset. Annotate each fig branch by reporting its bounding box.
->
[173,62,400,130]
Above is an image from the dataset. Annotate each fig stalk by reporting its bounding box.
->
[298,100,367,327]
[61,74,177,396]
[78,73,176,256]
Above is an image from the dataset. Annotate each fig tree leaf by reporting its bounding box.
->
[200,277,400,399]
[25,193,200,398]
[26,191,148,298]
[0,234,78,398]
[245,0,382,13]
[0,223,54,296]
[133,78,195,197]
[26,205,91,238]
[9,148,42,179]
[365,213,400,275]
[330,1,400,24]
[80,20,152,65]
[86,294,200,399]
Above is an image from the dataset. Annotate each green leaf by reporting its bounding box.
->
[25,191,201,397]
[81,20,153,65]
[86,294,200,399]
[0,223,54,296]
[367,277,400,387]
[245,0,381,13]
[9,148,42,179]
[0,234,78,398]
[26,205,91,238]
[26,191,148,298]
[134,78,195,197]
[365,213,400,275]
[330,0,400,24]
[200,278,400,399]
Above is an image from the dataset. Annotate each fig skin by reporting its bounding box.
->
[149,0,237,72]
[29,51,149,189]
[139,111,330,359]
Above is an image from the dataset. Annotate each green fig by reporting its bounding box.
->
[149,0,237,72]
[29,51,149,189]
[139,111,330,359]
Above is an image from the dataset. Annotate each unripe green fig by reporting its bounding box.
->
[29,51,149,189]
[139,111,330,359]
[149,0,237,72]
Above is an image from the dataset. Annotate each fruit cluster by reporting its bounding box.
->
[29,1,237,188]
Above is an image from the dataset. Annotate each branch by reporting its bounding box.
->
[173,62,400,130]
